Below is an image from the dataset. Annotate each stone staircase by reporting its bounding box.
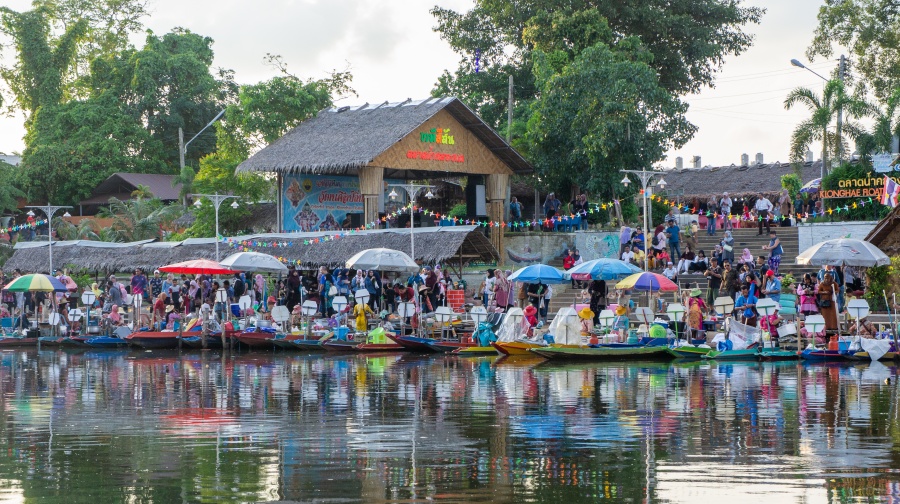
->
[677,226,818,291]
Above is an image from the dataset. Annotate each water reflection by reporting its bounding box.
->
[0,350,899,502]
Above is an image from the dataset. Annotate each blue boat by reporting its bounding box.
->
[85,336,129,348]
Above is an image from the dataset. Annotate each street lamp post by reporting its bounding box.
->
[791,55,847,176]
[26,204,72,273]
[388,183,435,264]
[620,170,667,272]
[192,193,240,261]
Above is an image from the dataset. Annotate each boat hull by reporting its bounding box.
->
[353,343,406,352]
[758,349,799,361]
[84,337,129,348]
[322,339,361,351]
[233,331,279,349]
[453,346,498,355]
[0,337,38,347]
[125,332,181,349]
[492,341,545,356]
[529,345,676,361]
[671,346,712,359]
[800,349,851,361]
[852,351,898,361]
[180,335,224,349]
[387,334,439,352]
[702,349,759,361]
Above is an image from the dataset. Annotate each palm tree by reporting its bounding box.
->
[784,79,872,176]
[98,197,183,242]
[130,184,155,201]
[871,89,900,152]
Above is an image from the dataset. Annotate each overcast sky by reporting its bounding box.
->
[0,0,841,168]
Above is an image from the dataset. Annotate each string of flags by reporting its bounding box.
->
[1,219,48,234]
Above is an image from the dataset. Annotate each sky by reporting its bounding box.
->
[0,0,841,168]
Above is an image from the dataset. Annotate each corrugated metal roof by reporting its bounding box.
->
[80,173,182,205]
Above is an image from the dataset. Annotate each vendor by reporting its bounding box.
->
[848,316,877,338]
[578,307,595,336]
[612,305,629,331]
[734,284,758,327]
[352,301,374,332]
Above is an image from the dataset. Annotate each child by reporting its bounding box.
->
[523,305,539,336]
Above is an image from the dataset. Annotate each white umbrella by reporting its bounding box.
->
[795,238,889,267]
[219,252,289,274]
[346,248,419,273]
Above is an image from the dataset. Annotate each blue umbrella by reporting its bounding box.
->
[507,264,566,284]
[567,258,642,281]
[799,178,820,193]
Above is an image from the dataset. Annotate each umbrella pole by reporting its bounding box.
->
[885,290,896,347]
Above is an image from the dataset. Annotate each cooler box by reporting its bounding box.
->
[230,304,241,317]
[333,326,349,341]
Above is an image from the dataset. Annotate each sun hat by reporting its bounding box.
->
[690,288,702,297]
[524,305,538,316]
[165,305,174,313]
[578,307,594,320]
[615,306,627,316]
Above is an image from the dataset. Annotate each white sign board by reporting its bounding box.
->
[873,153,898,173]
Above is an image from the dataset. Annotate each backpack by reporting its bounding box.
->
[233,278,245,298]
[651,233,659,247]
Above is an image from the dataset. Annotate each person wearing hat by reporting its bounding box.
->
[762,270,782,304]
[662,261,677,281]
[418,283,434,312]
[523,305,539,331]
[578,307,595,336]
[612,305,629,332]
[685,288,707,334]
[149,269,163,299]
[734,284,758,327]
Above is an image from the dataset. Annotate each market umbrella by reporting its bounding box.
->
[799,178,821,193]
[507,264,566,284]
[3,274,67,292]
[159,259,241,275]
[567,258,642,281]
[345,248,419,273]
[219,252,289,274]
[795,238,890,267]
[615,272,679,292]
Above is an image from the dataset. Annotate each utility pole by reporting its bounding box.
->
[178,127,185,176]
[836,54,846,167]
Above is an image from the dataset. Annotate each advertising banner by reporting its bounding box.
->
[282,174,405,231]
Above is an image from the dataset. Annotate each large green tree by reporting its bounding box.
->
[432,0,764,129]
[523,12,695,198]
[808,0,900,103]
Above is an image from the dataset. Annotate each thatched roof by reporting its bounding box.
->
[3,226,497,274]
[235,97,533,178]
[661,161,822,200]
[866,204,900,254]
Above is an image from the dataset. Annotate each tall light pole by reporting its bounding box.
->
[791,56,846,176]
[620,170,667,272]
[193,193,239,261]
[26,204,72,273]
[388,183,435,263]
[179,110,225,205]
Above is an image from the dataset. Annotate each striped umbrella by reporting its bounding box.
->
[3,274,68,292]
[615,272,679,292]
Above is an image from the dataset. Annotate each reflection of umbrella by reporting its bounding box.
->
[796,238,890,267]
[159,259,240,275]
[508,264,566,283]
[799,178,821,193]
[616,272,679,292]
[219,252,289,274]
[3,274,67,292]
[345,248,419,273]
[568,258,642,281]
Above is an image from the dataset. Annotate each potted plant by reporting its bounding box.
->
[781,273,795,292]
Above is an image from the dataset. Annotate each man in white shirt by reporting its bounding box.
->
[662,261,678,281]
[754,193,773,235]
[621,248,635,264]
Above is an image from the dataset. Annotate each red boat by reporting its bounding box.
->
[0,337,39,347]
[232,330,279,349]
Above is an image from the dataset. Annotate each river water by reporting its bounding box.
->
[1,350,899,503]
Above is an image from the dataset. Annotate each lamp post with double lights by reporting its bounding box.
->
[192,194,240,261]
[620,170,667,272]
[26,204,72,273]
[388,183,435,263]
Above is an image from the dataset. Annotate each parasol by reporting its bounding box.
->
[3,274,67,292]
[219,252,289,274]
[345,248,419,273]
[615,272,679,292]
[795,238,889,267]
[507,264,566,284]
[159,259,241,275]
[567,258,642,281]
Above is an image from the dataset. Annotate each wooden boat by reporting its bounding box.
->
[322,339,361,351]
[0,336,39,347]
[232,330,279,349]
[757,348,799,361]
[702,349,759,361]
[125,331,180,349]
[492,340,546,356]
[386,333,439,352]
[84,336,129,348]
[349,328,406,352]
[60,336,90,347]
[669,345,713,359]
[799,348,852,361]
[38,336,66,346]
[453,346,498,355]
[426,339,479,353]
[529,345,676,361]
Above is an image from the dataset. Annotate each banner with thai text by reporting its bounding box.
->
[282,174,404,231]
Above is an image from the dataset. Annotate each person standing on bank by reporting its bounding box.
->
[719,192,733,231]
[762,230,783,275]
[704,257,723,308]
[706,195,718,236]
[509,197,523,222]
[754,193,773,235]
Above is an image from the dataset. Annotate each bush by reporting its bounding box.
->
[448,203,468,219]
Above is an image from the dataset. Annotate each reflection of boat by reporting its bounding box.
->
[233,330,278,349]
[125,331,180,349]
[702,349,759,361]
[757,348,799,361]
[530,345,675,361]
[799,348,851,361]
[84,336,129,348]
[453,346,497,355]
[180,335,225,349]
[353,328,406,352]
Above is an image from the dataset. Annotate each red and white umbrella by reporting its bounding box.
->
[159,259,241,275]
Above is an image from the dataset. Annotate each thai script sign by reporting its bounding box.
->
[821,174,900,199]
[873,153,900,173]
[420,127,455,145]
[282,175,401,231]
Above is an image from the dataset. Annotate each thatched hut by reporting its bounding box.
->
[866,205,900,255]
[661,161,822,201]
[3,226,497,276]
[234,96,533,256]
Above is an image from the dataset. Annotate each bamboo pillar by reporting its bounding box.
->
[486,174,509,265]
[359,167,384,228]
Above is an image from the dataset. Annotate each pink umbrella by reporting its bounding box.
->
[159,259,240,276]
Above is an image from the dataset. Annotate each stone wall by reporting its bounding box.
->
[797,221,877,251]
[504,231,620,265]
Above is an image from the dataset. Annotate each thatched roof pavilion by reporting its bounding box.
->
[3,226,497,275]
[234,96,532,258]
[661,161,822,201]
